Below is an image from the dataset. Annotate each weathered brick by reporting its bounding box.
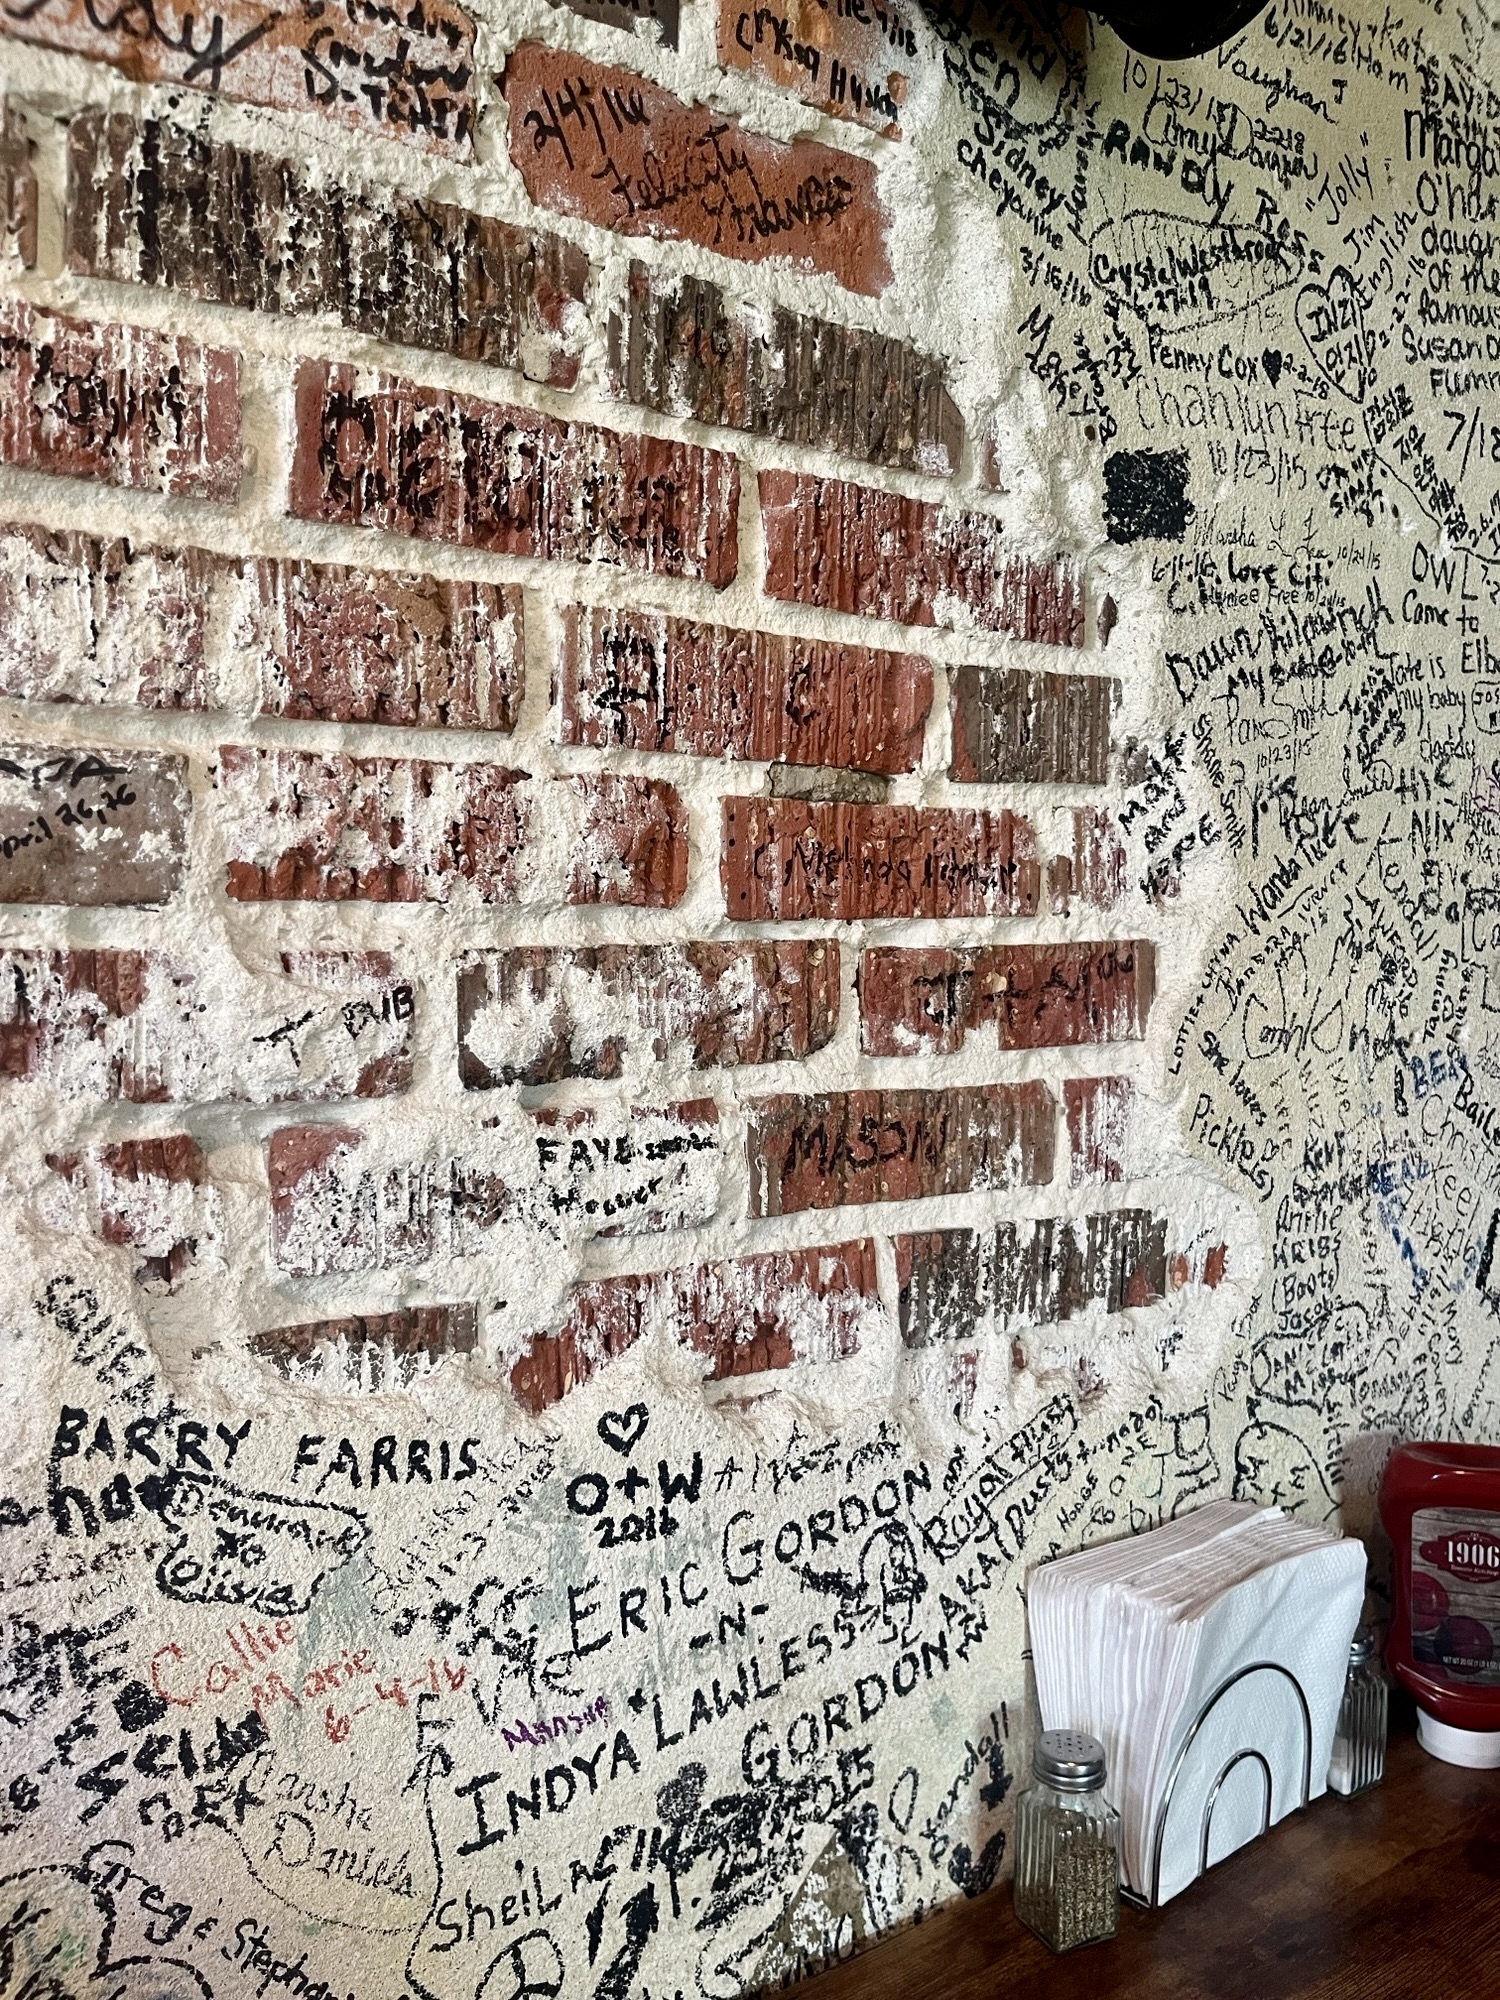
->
[69,114,587,388]
[1169,1242,1228,1292]
[746,1082,1054,1217]
[0,531,523,727]
[950,666,1118,785]
[1049,806,1127,913]
[45,1134,218,1291]
[248,560,523,732]
[216,747,527,905]
[722,798,1038,921]
[503,44,889,296]
[1,103,36,268]
[0,747,188,906]
[510,1240,876,1412]
[718,0,915,132]
[1065,1075,1133,1185]
[551,0,678,45]
[858,940,1154,1057]
[894,1229,986,1349]
[559,604,931,772]
[896,1209,1168,1344]
[0,301,239,499]
[251,1303,477,1388]
[760,470,1084,641]
[269,1102,721,1274]
[994,1211,1166,1322]
[291,360,738,585]
[568,775,688,909]
[608,261,959,473]
[0,948,413,1102]
[218,752,687,907]
[1,0,476,153]
[0,528,216,709]
[457,940,839,1086]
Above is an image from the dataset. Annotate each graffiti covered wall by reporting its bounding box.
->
[0,0,1493,1987]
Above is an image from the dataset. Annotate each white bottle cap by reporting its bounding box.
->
[1418,1708,1500,1768]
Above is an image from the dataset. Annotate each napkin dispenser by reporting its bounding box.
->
[1029,1502,1366,1909]
[1124,1658,1312,1908]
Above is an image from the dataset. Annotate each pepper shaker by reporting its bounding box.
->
[1013,1729,1121,1953]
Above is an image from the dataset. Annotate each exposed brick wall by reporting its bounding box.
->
[68,112,589,388]
[559,605,932,771]
[3,0,478,147]
[0,1,1172,1412]
[0,301,240,495]
[0,0,1230,1979]
[608,261,961,472]
[502,44,891,294]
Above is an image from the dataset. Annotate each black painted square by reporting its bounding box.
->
[1103,449,1193,544]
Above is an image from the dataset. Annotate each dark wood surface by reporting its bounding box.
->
[802,1721,1500,1999]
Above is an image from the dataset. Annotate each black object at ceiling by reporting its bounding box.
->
[927,0,1270,60]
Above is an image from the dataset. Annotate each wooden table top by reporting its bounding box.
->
[800,1721,1500,2000]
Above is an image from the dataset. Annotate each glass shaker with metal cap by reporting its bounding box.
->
[1012,1728,1122,1953]
[1328,1627,1388,1797]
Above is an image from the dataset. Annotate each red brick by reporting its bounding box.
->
[217,746,528,905]
[721,798,1038,921]
[217,751,693,907]
[0,527,215,708]
[608,260,959,473]
[1065,1075,1134,1185]
[994,1210,1165,1321]
[70,112,584,386]
[291,360,738,586]
[269,1101,721,1274]
[2,104,36,268]
[250,560,523,731]
[1169,1243,1228,1291]
[896,1210,1167,1343]
[509,1240,877,1412]
[950,667,1117,785]
[251,1303,477,1388]
[0,746,188,906]
[718,0,914,132]
[457,940,839,1086]
[268,1123,492,1276]
[46,1134,218,1290]
[0,947,413,1101]
[858,940,1155,1057]
[2,0,476,152]
[0,530,523,727]
[559,604,931,772]
[759,469,1083,641]
[0,301,239,499]
[568,775,688,909]
[1050,807,1128,913]
[746,1082,1054,1217]
[555,0,677,41]
[503,44,889,296]
[893,1228,986,1348]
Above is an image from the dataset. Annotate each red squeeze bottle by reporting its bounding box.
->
[1380,1441,1500,1767]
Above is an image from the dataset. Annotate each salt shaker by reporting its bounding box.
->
[1328,1628,1388,1797]
[1013,1729,1121,1953]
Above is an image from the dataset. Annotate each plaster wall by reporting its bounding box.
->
[0,0,1490,1990]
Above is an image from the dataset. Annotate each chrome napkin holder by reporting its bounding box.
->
[1120,1659,1314,1910]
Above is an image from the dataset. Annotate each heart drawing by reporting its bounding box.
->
[1295,268,1372,403]
[598,1403,649,1455]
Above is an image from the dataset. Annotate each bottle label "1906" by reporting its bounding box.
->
[1412,1506,1500,1685]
